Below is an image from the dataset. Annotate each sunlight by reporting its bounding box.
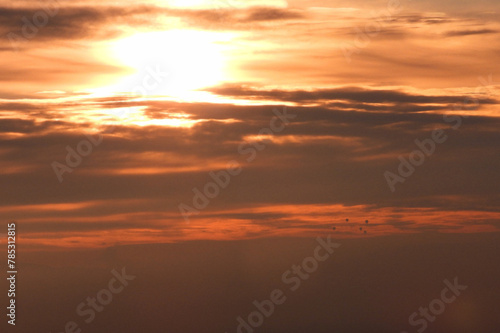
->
[109,30,234,99]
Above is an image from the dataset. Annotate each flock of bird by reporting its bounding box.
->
[332,219,370,234]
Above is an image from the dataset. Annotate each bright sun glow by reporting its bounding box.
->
[109,30,234,99]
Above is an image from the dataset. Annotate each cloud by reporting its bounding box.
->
[205,84,498,107]
[1,0,499,249]
[0,87,499,238]
[444,29,498,37]
[0,4,306,46]
[244,7,305,21]
[0,6,152,42]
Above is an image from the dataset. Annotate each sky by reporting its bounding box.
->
[0,0,499,250]
[1,1,500,333]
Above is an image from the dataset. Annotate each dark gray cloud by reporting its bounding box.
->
[0,4,306,47]
[0,87,498,223]
[205,85,498,106]
[244,7,305,21]
[0,5,156,43]
[445,29,498,37]
[395,14,452,25]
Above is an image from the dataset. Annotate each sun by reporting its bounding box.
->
[108,30,234,99]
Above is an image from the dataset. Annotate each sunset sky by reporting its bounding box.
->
[2,1,500,333]
[0,0,499,249]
